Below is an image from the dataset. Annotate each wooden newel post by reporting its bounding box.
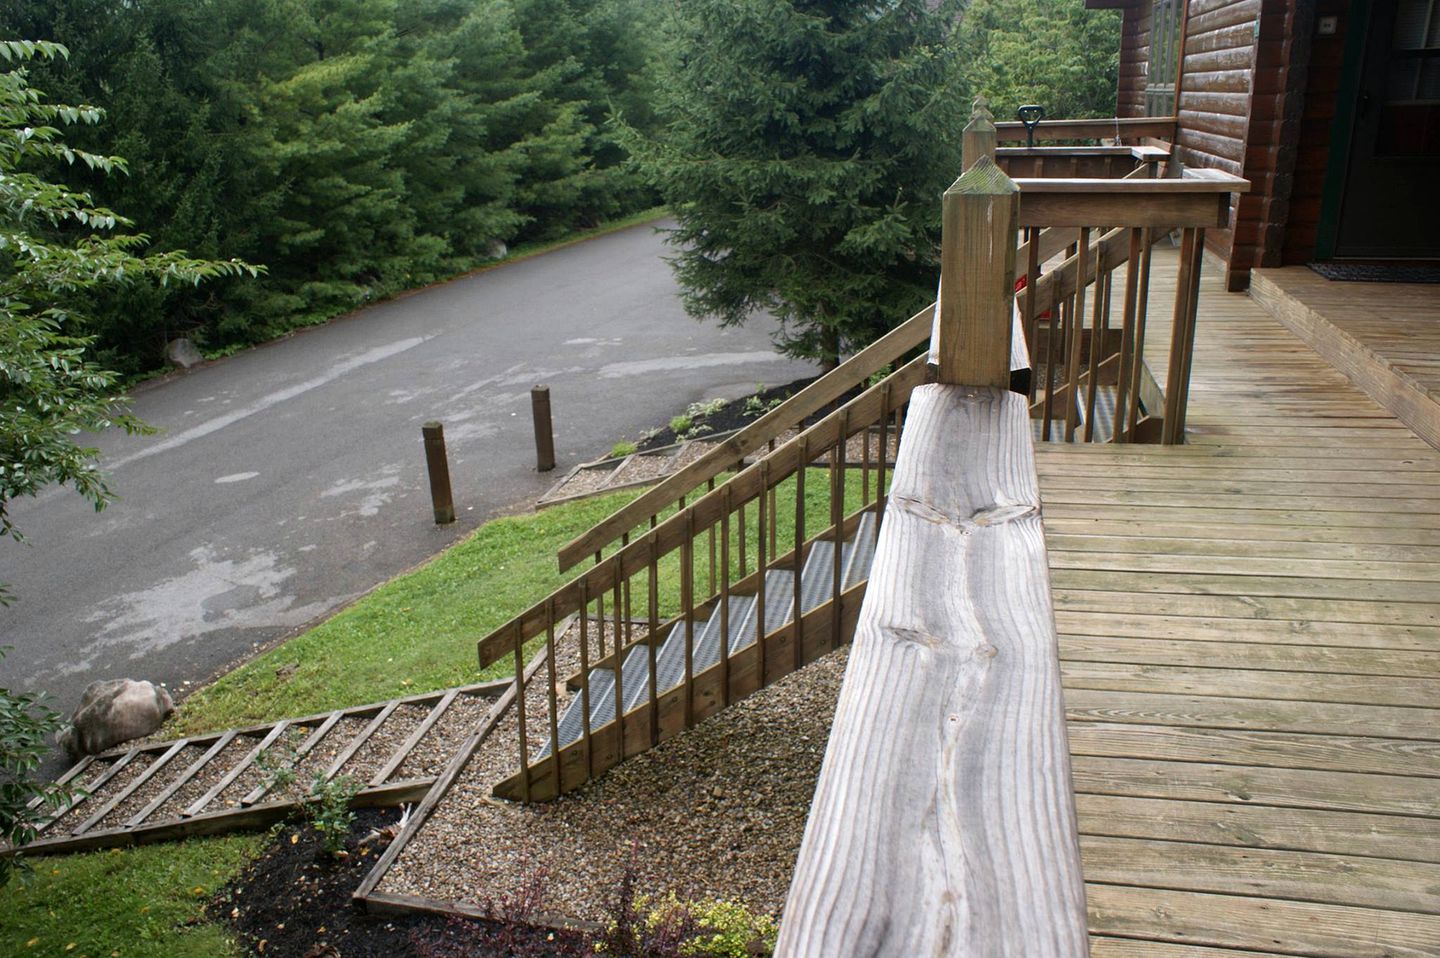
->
[531,385,556,472]
[421,421,456,525]
[961,95,998,172]
[935,154,1020,387]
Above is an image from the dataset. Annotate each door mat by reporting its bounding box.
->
[1309,263,1440,283]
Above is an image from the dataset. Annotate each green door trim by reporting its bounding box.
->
[1314,0,1372,261]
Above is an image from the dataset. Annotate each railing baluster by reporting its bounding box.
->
[1127,228,1153,439]
[707,476,717,595]
[738,498,748,578]
[720,485,733,708]
[594,550,606,660]
[1084,251,1106,442]
[831,411,846,650]
[860,417,872,506]
[579,580,593,780]
[647,530,660,747]
[1064,227,1092,442]
[756,460,770,687]
[1163,227,1204,444]
[621,532,632,649]
[544,598,561,788]
[1025,230,1041,405]
[876,384,891,524]
[513,623,530,803]
[682,507,696,728]
[792,436,807,671]
[612,575,624,749]
[1114,227,1143,443]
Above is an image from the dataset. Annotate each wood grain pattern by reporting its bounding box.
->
[778,385,1086,956]
[1038,246,1440,955]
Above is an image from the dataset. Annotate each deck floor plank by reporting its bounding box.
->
[1038,248,1440,956]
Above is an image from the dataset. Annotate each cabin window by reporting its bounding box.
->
[1146,0,1183,116]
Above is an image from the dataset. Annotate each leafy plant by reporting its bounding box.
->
[304,772,361,859]
[409,869,586,957]
[668,415,693,436]
[0,649,82,887]
[595,867,702,958]
[610,440,639,459]
[0,39,258,597]
[252,729,301,798]
[866,365,893,389]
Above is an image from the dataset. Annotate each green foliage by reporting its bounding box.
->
[610,440,639,459]
[3,0,665,376]
[0,651,81,888]
[621,0,964,366]
[668,415,693,436]
[955,0,1122,121]
[0,40,256,568]
[677,897,778,957]
[305,773,361,858]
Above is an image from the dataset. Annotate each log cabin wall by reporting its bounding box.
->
[1117,2,1154,116]
[1102,0,1316,290]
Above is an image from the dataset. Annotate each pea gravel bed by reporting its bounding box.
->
[379,642,848,923]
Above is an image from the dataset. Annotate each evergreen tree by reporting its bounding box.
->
[955,0,1121,121]
[624,0,964,367]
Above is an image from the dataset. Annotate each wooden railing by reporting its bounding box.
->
[476,355,929,801]
[777,127,1088,955]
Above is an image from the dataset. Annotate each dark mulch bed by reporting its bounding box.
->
[212,809,588,958]
[636,376,821,451]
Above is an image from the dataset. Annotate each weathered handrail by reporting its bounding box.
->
[778,113,1089,956]
[555,305,935,571]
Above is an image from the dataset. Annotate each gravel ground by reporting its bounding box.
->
[50,750,161,832]
[343,703,433,784]
[92,743,209,831]
[545,464,617,502]
[396,692,495,780]
[381,637,848,924]
[607,450,679,487]
[169,734,259,815]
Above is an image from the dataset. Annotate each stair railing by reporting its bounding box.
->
[556,305,935,573]
[476,355,930,802]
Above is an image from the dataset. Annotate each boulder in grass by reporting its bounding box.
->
[59,679,174,759]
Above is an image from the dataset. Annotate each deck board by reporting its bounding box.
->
[1038,248,1440,956]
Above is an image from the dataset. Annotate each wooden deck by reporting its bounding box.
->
[1036,248,1440,957]
[1249,266,1440,450]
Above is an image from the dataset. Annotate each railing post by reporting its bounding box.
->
[962,95,998,171]
[935,154,1020,388]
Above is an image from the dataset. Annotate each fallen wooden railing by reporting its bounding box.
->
[777,141,1088,955]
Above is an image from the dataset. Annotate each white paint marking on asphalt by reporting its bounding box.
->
[596,351,787,378]
[107,337,432,471]
[215,472,260,484]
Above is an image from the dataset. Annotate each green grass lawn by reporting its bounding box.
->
[1,463,881,955]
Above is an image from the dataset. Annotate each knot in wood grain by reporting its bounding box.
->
[969,503,1038,526]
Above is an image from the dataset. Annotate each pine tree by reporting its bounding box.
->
[624,0,964,366]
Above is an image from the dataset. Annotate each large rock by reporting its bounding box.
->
[60,679,175,759]
[164,337,204,370]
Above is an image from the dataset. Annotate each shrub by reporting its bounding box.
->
[305,773,361,858]
[610,441,639,459]
[669,415,693,436]
[0,651,81,887]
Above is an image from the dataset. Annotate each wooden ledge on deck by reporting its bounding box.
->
[776,384,1087,957]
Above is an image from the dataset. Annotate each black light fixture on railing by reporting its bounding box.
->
[1016,104,1045,147]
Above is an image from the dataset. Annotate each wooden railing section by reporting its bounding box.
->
[777,146,1088,955]
[555,307,934,572]
[477,355,928,801]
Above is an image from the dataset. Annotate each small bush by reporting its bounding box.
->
[305,772,361,858]
[610,441,639,459]
[669,415,693,436]
[0,651,81,887]
[596,862,778,958]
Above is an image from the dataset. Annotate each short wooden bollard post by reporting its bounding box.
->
[531,385,556,472]
[421,421,456,525]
